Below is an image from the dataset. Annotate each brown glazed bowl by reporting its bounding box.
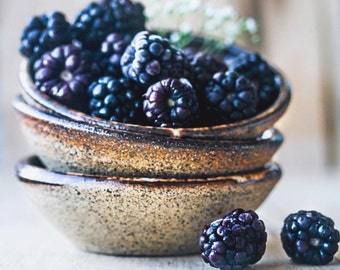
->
[16,155,281,256]
[19,60,291,140]
[14,95,284,177]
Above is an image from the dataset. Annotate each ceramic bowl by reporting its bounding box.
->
[19,60,291,140]
[14,95,284,177]
[16,155,281,256]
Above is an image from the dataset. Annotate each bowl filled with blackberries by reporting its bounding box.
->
[14,0,291,257]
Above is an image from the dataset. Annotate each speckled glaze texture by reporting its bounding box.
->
[16,156,281,256]
[13,95,283,177]
[14,97,283,177]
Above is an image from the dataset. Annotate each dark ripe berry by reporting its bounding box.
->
[72,0,145,50]
[88,76,145,124]
[186,52,227,125]
[19,11,72,60]
[199,209,267,270]
[281,210,340,265]
[72,2,115,50]
[121,31,191,86]
[143,78,199,127]
[32,44,100,111]
[187,52,227,92]
[222,44,250,62]
[99,32,132,76]
[104,0,146,34]
[204,70,258,125]
[226,50,281,112]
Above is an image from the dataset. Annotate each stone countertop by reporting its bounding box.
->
[1,165,340,270]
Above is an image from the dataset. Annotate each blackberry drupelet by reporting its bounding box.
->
[99,32,132,77]
[19,11,72,60]
[281,210,340,265]
[143,78,199,127]
[32,44,100,111]
[120,31,191,86]
[88,76,145,123]
[227,51,281,112]
[204,70,258,125]
[199,209,267,270]
[72,0,145,50]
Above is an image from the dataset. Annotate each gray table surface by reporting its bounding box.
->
[1,164,340,270]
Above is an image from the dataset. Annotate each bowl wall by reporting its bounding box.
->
[16,156,281,256]
[14,95,283,177]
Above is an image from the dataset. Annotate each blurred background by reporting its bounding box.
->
[0,0,339,174]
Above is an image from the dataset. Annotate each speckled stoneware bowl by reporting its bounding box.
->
[16,155,281,256]
[14,95,284,177]
[19,60,291,140]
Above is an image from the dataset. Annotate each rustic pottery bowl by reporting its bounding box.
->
[14,95,284,177]
[16,155,281,256]
[19,60,291,140]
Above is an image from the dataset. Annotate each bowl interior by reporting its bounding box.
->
[19,60,291,139]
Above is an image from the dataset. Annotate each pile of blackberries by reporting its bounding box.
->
[20,0,281,128]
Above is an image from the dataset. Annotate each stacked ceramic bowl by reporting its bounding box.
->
[14,58,291,255]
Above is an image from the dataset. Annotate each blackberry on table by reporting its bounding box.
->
[281,210,340,265]
[227,51,281,112]
[120,31,191,86]
[88,76,145,123]
[143,78,199,127]
[204,70,258,125]
[99,32,132,77]
[199,208,267,270]
[19,11,72,60]
[72,0,145,50]
[32,44,100,111]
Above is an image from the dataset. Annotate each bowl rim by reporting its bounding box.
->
[16,155,281,185]
[19,60,291,139]
[13,94,284,144]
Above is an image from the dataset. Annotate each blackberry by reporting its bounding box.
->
[72,0,145,50]
[187,52,227,125]
[204,71,258,125]
[222,44,250,63]
[120,31,191,86]
[88,76,144,123]
[19,11,72,60]
[143,78,199,127]
[227,51,281,112]
[32,44,100,111]
[281,210,340,265]
[188,52,227,94]
[199,209,267,270]
[99,32,132,76]
[104,0,145,34]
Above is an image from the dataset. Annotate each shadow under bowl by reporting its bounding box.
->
[16,155,281,256]
[19,60,291,140]
[14,95,284,177]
